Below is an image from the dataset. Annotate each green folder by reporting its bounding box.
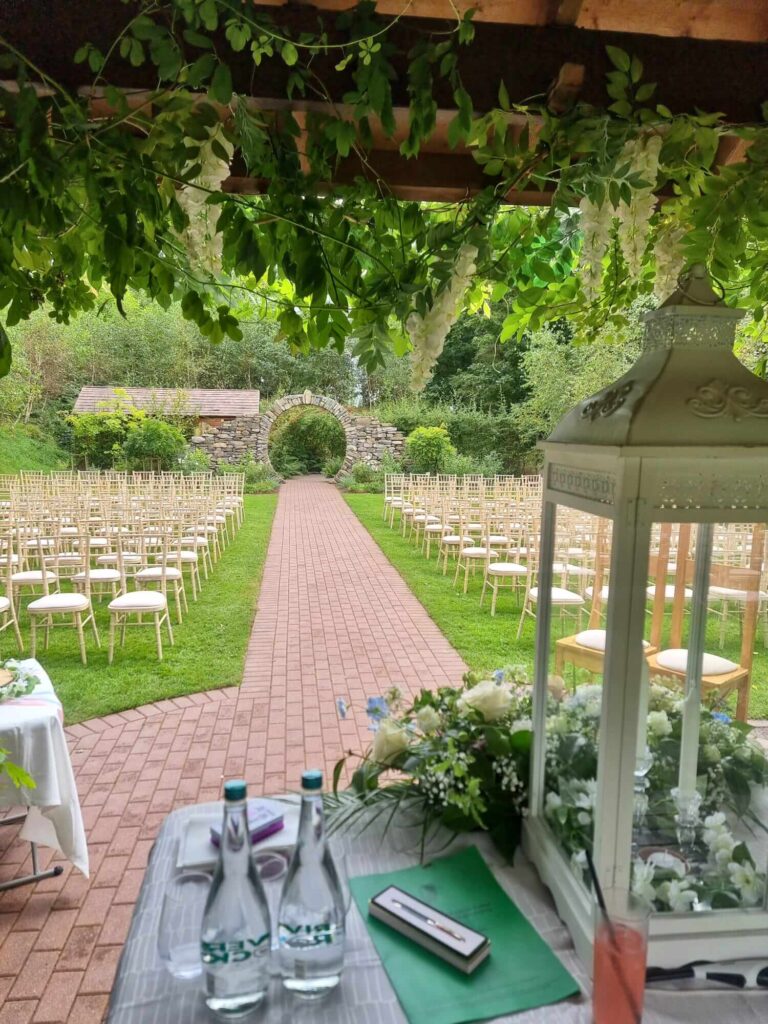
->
[350,845,581,1024]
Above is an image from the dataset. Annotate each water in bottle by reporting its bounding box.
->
[278,769,345,998]
[201,780,271,1017]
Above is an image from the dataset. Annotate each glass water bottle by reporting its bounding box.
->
[201,780,271,1017]
[277,769,345,998]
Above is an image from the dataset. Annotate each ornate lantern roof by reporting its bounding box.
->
[548,265,768,449]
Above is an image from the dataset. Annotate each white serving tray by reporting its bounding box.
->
[176,799,300,871]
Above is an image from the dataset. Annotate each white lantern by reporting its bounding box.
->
[523,265,768,967]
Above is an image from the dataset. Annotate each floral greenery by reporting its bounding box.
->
[545,681,768,912]
[331,667,534,858]
[0,3,767,383]
[0,660,42,789]
[332,671,768,910]
[0,659,43,703]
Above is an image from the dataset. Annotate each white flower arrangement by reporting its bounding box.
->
[0,660,42,703]
[176,124,234,274]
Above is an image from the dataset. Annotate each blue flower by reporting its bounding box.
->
[493,669,505,685]
[336,697,348,720]
[366,696,389,731]
[711,711,731,724]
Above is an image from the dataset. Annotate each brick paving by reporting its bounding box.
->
[0,475,467,1021]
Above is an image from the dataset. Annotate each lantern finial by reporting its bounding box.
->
[659,263,724,309]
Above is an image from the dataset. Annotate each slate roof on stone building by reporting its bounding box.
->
[73,387,260,417]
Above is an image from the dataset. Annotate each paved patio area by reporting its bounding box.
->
[0,476,467,1022]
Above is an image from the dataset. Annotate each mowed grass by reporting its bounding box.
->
[0,426,68,473]
[345,493,768,720]
[1,494,278,724]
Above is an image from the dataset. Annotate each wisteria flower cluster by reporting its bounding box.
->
[544,681,768,912]
[406,243,478,391]
[176,124,234,274]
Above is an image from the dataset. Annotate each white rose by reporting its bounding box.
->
[647,710,672,738]
[371,719,410,764]
[631,859,656,906]
[510,718,533,734]
[545,791,562,815]
[457,680,513,722]
[415,706,441,734]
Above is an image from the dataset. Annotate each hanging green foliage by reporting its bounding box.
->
[0,0,767,386]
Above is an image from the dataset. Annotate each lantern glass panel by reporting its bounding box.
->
[632,518,768,914]
[540,504,614,881]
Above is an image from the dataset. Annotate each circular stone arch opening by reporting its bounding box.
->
[256,391,355,476]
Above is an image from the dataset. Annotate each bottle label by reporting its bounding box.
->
[202,935,270,965]
[278,922,336,947]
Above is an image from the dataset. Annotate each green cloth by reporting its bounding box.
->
[350,845,580,1024]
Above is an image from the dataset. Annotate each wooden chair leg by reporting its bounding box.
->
[108,615,116,665]
[491,581,499,617]
[90,614,101,649]
[154,613,163,662]
[166,614,174,646]
[75,612,87,666]
[30,617,37,658]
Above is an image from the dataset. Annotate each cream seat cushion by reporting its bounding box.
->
[530,586,584,605]
[647,584,693,600]
[109,591,167,613]
[0,595,10,613]
[28,593,89,613]
[655,648,739,677]
[461,547,498,558]
[73,568,120,582]
[709,585,768,602]
[488,562,527,576]
[12,570,57,583]
[585,585,610,601]
[574,629,651,652]
[136,567,183,581]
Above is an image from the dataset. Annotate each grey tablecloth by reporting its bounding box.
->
[106,801,767,1024]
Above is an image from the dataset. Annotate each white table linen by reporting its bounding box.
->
[0,660,88,876]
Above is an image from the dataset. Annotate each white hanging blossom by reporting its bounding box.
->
[578,133,662,298]
[615,134,662,276]
[577,196,612,301]
[407,243,478,391]
[653,222,686,299]
[176,124,234,274]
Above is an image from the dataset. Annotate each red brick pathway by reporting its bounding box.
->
[0,476,466,1022]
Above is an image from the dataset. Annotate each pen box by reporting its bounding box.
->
[369,885,491,974]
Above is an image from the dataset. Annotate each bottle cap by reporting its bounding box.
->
[224,779,247,801]
[301,770,323,791]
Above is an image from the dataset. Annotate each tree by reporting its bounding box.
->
[424,306,529,411]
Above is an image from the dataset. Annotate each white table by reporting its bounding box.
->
[0,660,88,888]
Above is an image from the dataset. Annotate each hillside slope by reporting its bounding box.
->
[0,426,68,473]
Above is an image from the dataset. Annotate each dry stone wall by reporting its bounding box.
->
[190,390,404,475]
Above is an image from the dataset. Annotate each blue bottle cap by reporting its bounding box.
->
[224,779,247,801]
[301,770,323,791]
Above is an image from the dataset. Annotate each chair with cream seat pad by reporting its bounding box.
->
[27,534,100,665]
[0,531,23,652]
[107,534,173,664]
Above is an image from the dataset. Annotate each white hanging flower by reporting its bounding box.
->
[615,135,661,276]
[408,243,478,390]
[653,222,686,298]
[176,123,234,274]
[577,196,612,300]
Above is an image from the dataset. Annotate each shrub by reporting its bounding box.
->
[218,454,280,493]
[322,454,344,477]
[66,407,146,468]
[404,426,457,474]
[336,460,391,493]
[122,418,187,470]
[374,398,527,473]
[178,446,212,474]
[443,450,503,477]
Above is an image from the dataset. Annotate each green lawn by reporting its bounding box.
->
[345,493,768,720]
[2,494,278,724]
[0,426,68,473]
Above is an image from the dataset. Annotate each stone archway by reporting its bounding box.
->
[256,390,356,473]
